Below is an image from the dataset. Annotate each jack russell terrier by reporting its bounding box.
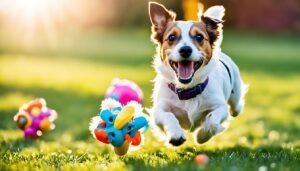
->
[149,2,248,146]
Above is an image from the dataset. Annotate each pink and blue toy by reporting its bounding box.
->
[90,79,148,155]
[14,98,57,138]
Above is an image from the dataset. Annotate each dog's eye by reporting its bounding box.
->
[194,34,204,42]
[168,34,176,42]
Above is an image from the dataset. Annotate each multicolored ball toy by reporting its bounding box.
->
[90,79,148,155]
[14,98,57,138]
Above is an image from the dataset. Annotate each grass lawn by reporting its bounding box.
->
[0,29,300,171]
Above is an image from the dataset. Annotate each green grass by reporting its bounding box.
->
[0,29,300,171]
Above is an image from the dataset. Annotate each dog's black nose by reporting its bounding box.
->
[179,46,192,58]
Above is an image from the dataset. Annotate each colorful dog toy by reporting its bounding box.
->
[90,79,148,155]
[14,98,57,138]
[105,78,143,105]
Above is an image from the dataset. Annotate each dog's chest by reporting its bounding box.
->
[170,97,207,130]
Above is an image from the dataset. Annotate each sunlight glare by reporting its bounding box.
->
[0,0,61,49]
[0,0,117,50]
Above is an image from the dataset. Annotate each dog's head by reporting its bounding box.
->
[149,2,225,85]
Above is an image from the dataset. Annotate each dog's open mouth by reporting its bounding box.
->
[169,60,202,84]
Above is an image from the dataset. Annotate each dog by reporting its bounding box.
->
[149,2,247,146]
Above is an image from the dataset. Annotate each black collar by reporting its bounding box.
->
[168,78,209,100]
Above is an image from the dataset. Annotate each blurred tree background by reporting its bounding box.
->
[107,0,300,32]
[1,0,299,54]
[54,0,300,31]
[4,0,294,31]
[204,0,300,32]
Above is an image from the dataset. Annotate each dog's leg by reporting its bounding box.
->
[229,86,244,117]
[152,78,186,146]
[196,106,228,144]
[228,70,248,117]
[153,106,186,146]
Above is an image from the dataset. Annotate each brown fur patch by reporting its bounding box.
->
[201,16,221,46]
[149,2,222,67]
[160,24,181,62]
[190,23,213,64]
[149,2,176,44]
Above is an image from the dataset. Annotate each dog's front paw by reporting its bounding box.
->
[196,128,213,144]
[196,114,225,144]
[195,125,224,144]
[196,125,224,144]
[230,103,243,117]
[167,127,186,146]
[169,136,186,146]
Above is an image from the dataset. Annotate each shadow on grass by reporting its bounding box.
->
[0,138,38,152]
[0,109,16,130]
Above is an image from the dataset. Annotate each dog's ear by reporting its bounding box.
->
[201,6,225,45]
[149,2,176,43]
[203,6,225,22]
[197,3,204,20]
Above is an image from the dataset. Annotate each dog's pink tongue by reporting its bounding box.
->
[177,61,194,79]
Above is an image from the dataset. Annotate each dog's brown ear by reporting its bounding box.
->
[201,16,222,45]
[201,6,225,46]
[149,2,176,43]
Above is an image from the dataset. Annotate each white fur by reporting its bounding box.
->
[168,22,201,63]
[162,21,209,88]
[203,6,225,21]
[151,5,247,146]
[152,52,247,145]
